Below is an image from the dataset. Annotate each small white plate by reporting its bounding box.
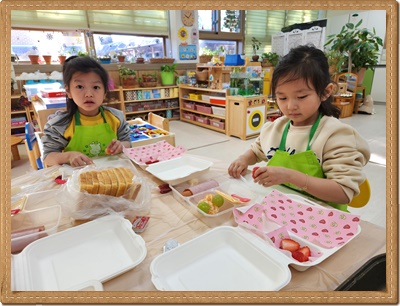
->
[146,156,213,185]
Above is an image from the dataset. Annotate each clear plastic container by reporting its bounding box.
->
[171,174,256,227]
[11,205,61,254]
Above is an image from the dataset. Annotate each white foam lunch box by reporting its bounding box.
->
[12,215,147,291]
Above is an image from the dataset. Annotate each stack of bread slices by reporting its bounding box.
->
[79,167,141,200]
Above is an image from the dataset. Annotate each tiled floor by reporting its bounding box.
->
[11,104,387,229]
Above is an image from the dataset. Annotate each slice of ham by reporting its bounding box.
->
[181,179,219,196]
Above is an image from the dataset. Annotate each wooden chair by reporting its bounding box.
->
[333,72,358,118]
[148,112,169,131]
[24,122,44,170]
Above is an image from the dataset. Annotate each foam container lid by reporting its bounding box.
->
[146,155,213,185]
[150,226,292,291]
[12,215,147,291]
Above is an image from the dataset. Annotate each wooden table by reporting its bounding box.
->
[10,136,23,161]
[9,156,387,296]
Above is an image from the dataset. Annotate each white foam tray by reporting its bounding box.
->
[145,156,213,185]
[12,215,147,291]
[150,226,291,291]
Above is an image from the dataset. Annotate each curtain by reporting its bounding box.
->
[11,10,169,35]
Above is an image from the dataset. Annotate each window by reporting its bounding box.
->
[11,10,169,62]
[199,10,244,55]
[93,34,165,61]
[11,29,86,62]
[244,10,321,55]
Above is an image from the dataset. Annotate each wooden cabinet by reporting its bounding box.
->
[226,95,269,140]
[179,84,228,134]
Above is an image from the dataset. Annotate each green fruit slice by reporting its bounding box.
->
[212,194,224,207]
[197,201,210,213]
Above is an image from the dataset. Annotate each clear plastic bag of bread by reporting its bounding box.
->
[63,159,151,220]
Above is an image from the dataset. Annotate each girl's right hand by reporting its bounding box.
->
[228,158,249,178]
[68,152,94,167]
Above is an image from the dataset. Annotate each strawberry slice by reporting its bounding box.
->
[252,167,260,179]
[292,251,308,262]
[280,238,300,252]
[297,246,311,258]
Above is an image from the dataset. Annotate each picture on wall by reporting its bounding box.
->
[179,44,197,60]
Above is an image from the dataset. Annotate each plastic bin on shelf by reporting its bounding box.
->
[211,106,226,117]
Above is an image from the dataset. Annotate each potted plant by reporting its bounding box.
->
[42,52,52,65]
[160,63,178,86]
[117,52,126,63]
[98,54,111,64]
[251,37,262,62]
[324,19,383,84]
[119,66,137,88]
[199,47,214,63]
[261,52,279,67]
[28,47,40,65]
[57,50,67,64]
[324,49,345,78]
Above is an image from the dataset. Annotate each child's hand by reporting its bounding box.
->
[253,166,290,187]
[68,152,94,167]
[228,158,248,178]
[105,139,123,155]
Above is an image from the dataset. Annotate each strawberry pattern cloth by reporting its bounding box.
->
[123,140,186,165]
[233,190,360,249]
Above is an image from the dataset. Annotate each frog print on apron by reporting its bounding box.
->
[64,107,117,158]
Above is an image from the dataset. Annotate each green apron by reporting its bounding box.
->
[267,113,348,211]
[64,107,117,158]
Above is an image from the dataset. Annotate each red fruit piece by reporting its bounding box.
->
[158,183,171,194]
[292,251,308,262]
[252,167,260,179]
[280,238,300,252]
[297,246,311,258]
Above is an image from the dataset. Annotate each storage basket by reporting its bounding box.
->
[210,96,226,105]
[182,112,195,121]
[210,118,225,129]
[195,116,210,125]
[183,102,195,110]
[199,55,213,63]
[196,70,209,81]
[202,95,211,102]
[196,104,212,114]
[189,93,201,100]
[211,106,225,118]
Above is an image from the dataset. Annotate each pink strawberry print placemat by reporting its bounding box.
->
[123,140,186,165]
[233,190,360,249]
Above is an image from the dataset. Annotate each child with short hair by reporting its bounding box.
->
[42,56,131,167]
[228,45,370,211]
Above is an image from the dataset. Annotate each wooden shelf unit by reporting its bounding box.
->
[179,84,228,134]
[120,85,179,121]
[11,94,35,138]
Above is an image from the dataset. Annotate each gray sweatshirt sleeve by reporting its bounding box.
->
[41,112,71,161]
